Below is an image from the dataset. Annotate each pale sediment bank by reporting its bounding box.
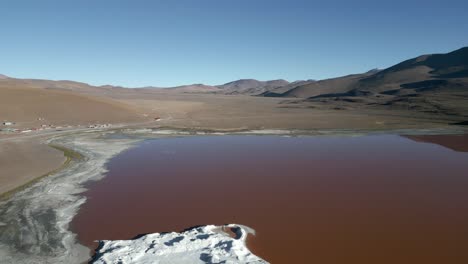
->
[0,144,82,202]
[0,132,141,264]
[0,140,67,198]
[124,126,468,137]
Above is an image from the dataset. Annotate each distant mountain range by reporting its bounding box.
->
[259,47,468,99]
[1,46,467,99]
[1,46,467,127]
[216,79,290,95]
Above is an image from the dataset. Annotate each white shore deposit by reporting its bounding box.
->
[92,224,268,264]
[0,132,141,264]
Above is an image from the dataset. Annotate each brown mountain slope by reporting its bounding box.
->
[0,85,144,127]
[138,79,290,95]
[367,47,468,80]
[0,77,98,92]
[267,47,467,99]
[260,69,380,98]
[280,73,368,98]
[0,77,133,98]
[356,47,468,93]
[271,47,467,119]
[217,79,290,95]
[161,84,221,93]
[350,47,468,100]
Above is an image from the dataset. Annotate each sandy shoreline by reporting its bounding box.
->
[0,140,66,199]
[0,131,141,263]
[0,127,467,263]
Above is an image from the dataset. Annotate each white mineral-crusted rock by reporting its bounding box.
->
[92,224,268,264]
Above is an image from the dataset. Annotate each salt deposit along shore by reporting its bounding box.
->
[0,132,141,264]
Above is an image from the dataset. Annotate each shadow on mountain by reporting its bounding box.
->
[405,134,468,152]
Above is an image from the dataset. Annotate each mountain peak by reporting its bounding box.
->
[449,46,468,54]
[221,79,260,86]
[365,68,381,74]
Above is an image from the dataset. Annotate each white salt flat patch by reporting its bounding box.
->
[151,130,191,135]
[92,224,268,264]
[236,129,293,135]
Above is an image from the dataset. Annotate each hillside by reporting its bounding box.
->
[216,79,290,95]
[355,47,468,93]
[260,47,468,119]
[161,84,221,93]
[0,85,145,128]
[277,72,373,98]
[260,47,467,99]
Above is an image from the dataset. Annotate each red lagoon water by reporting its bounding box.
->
[71,134,468,263]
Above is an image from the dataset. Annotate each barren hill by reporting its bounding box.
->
[0,84,145,128]
[355,47,468,92]
[217,79,289,95]
[161,84,221,93]
[277,72,373,98]
[259,47,468,100]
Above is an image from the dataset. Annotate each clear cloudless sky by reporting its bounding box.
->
[1,0,467,87]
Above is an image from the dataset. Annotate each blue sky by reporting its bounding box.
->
[1,0,467,87]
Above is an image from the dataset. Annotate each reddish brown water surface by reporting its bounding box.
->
[72,134,468,263]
